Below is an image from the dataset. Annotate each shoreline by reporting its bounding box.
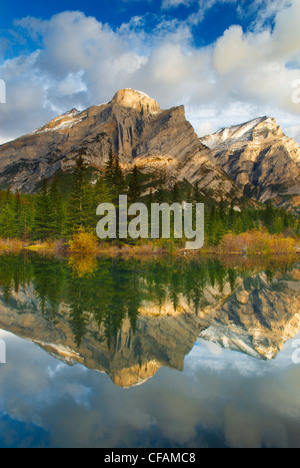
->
[0,237,298,260]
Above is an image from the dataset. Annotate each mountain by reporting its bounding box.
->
[0,88,243,203]
[201,117,300,212]
[2,89,299,211]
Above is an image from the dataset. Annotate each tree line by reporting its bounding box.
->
[0,152,299,245]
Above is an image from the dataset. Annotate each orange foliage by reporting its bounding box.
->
[220,231,298,255]
[0,238,25,254]
[68,227,99,254]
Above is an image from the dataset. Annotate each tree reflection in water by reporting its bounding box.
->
[0,253,297,351]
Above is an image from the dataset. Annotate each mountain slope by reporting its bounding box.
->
[0,89,243,203]
[201,117,300,212]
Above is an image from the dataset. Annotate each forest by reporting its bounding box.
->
[0,152,299,249]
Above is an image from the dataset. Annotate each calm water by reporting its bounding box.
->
[0,253,299,448]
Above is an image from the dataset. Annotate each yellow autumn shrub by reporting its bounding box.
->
[68,227,99,254]
[221,231,298,255]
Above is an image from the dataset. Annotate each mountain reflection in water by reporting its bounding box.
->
[0,254,299,389]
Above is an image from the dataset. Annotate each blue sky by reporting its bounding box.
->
[0,0,300,144]
[0,0,261,52]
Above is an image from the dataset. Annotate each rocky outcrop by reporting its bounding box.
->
[0,89,243,203]
[201,117,300,212]
[1,91,299,210]
[0,265,299,387]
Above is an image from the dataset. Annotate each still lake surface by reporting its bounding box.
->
[0,253,299,448]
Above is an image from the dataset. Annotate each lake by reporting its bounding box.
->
[0,253,299,448]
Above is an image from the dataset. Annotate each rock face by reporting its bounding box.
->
[201,117,300,212]
[2,89,299,209]
[0,88,242,203]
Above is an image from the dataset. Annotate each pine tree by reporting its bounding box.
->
[228,203,236,231]
[0,204,16,238]
[15,190,22,237]
[192,181,203,204]
[104,150,127,203]
[264,201,275,233]
[128,165,142,203]
[113,155,127,196]
[66,154,88,235]
[171,182,181,204]
[104,148,116,186]
[207,205,216,245]
[33,178,51,240]
[82,183,97,229]
[48,175,65,238]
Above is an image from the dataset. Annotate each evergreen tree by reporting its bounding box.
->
[66,155,88,235]
[128,166,142,203]
[48,175,65,238]
[228,203,236,231]
[94,176,111,205]
[264,201,275,233]
[33,178,51,240]
[15,190,22,237]
[113,155,127,196]
[104,148,116,186]
[192,181,203,204]
[0,204,16,238]
[171,182,181,204]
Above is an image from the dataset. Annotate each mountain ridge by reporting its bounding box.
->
[201,116,300,212]
[0,89,245,204]
[0,89,299,212]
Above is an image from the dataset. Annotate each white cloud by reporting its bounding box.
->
[0,1,300,145]
[187,0,238,25]
[162,0,195,9]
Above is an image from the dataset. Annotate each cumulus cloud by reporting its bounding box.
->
[0,1,300,144]
[162,0,195,9]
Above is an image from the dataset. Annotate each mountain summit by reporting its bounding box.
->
[111,88,161,114]
[0,90,299,211]
[201,117,300,211]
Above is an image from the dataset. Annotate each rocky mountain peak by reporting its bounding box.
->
[201,116,284,151]
[0,89,244,203]
[33,108,83,135]
[201,115,300,210]
[251,116,284,140]
[111,88,161,114]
